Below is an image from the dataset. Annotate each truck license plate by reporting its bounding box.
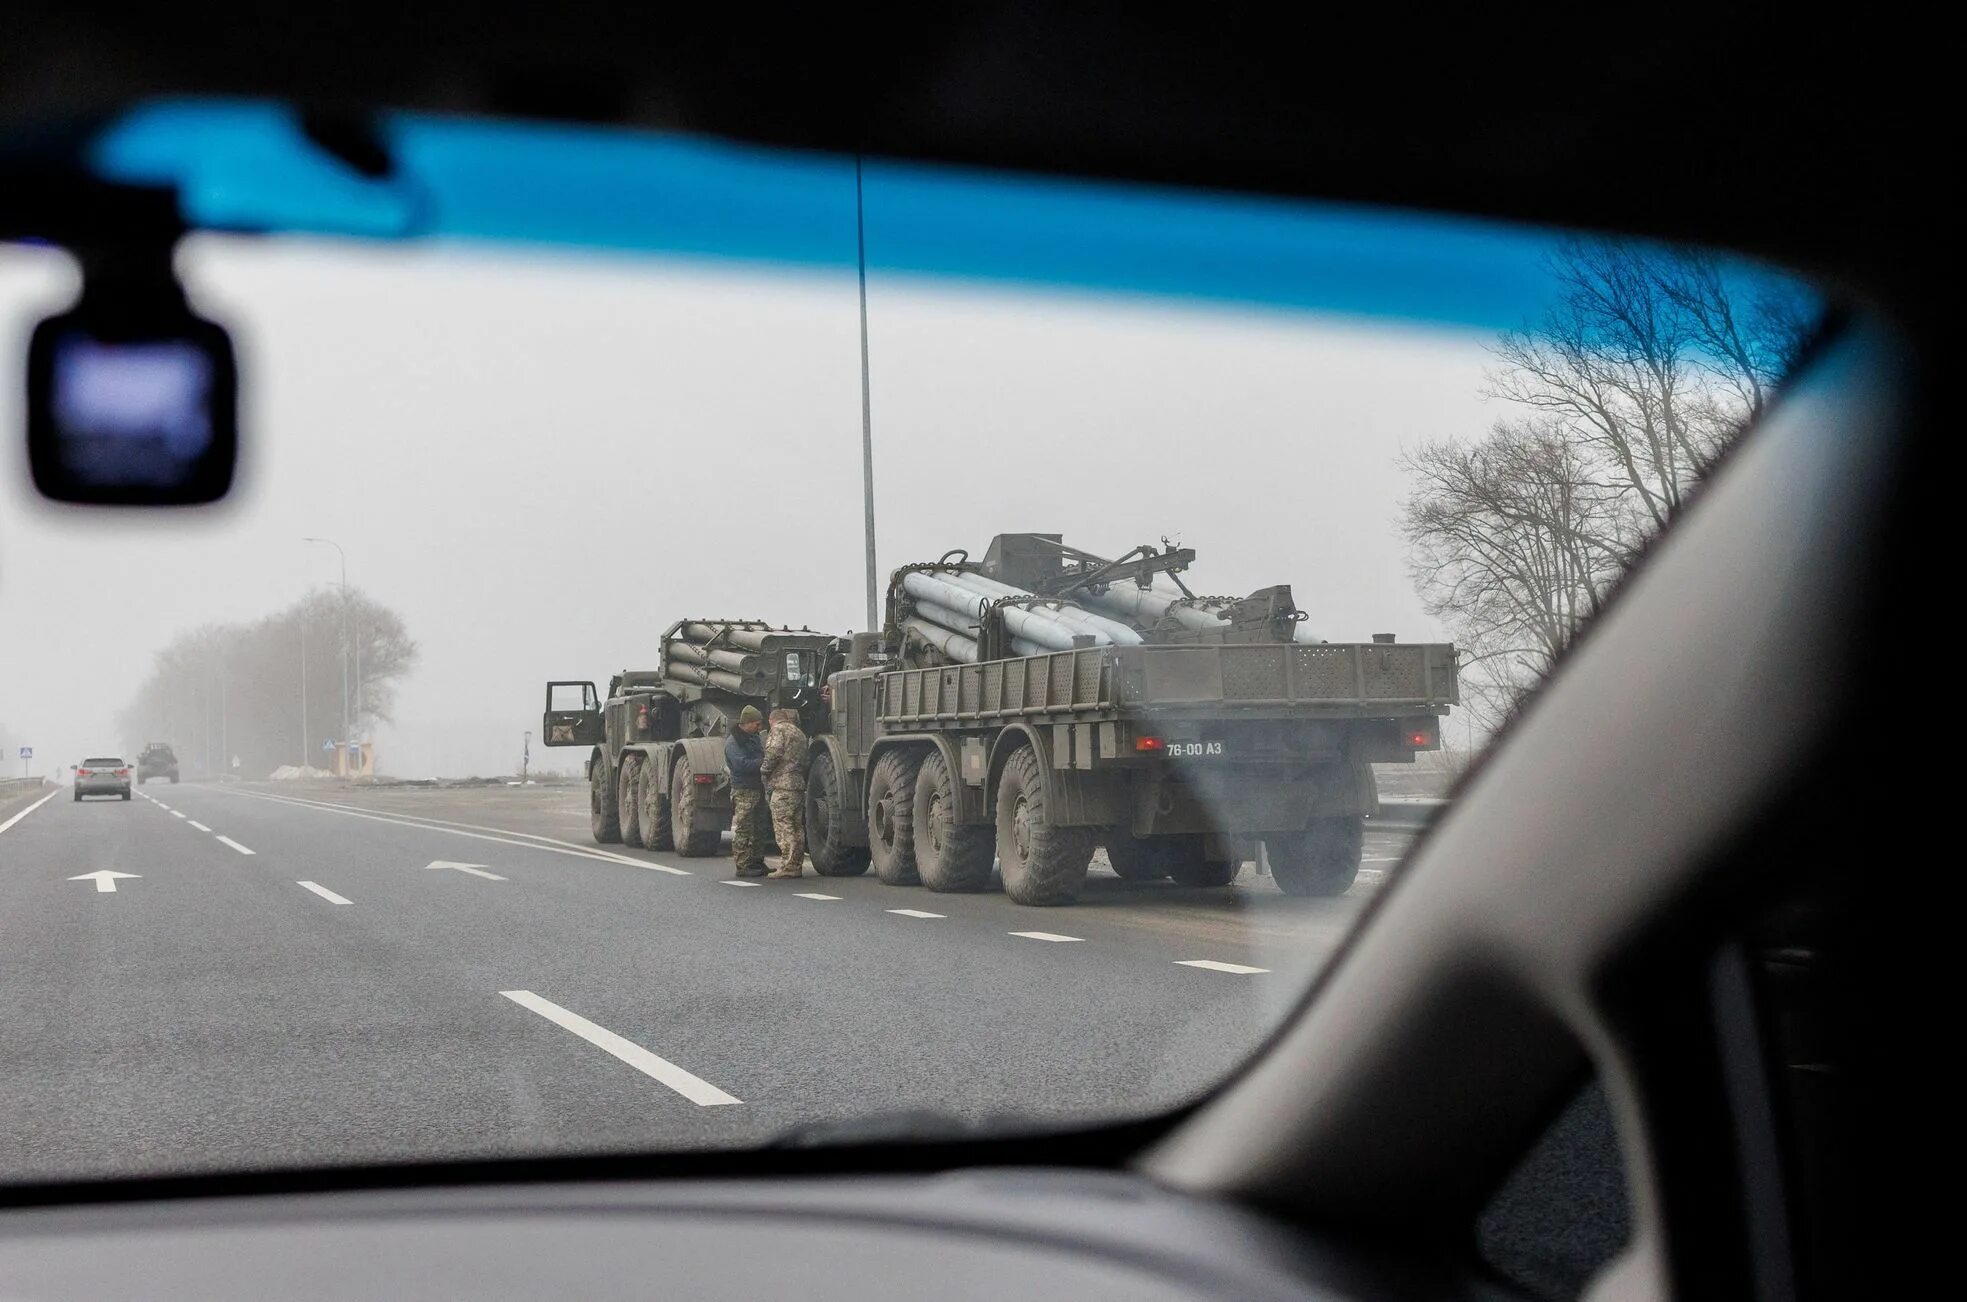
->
[1167,740,1227,758]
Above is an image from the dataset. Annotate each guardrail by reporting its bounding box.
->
[1,776,52,801]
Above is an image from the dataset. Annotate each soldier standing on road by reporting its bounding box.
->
[725,706,769,878]
[760,707,809,879]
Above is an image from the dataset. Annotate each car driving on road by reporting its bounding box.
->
[74,757,132,801]
[137,741,179,784]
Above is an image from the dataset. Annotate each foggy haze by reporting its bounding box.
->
[2,236,1493,779]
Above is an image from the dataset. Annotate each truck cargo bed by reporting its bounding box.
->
[879,642,1457,727]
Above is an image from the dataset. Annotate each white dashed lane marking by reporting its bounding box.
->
[887,909,945,919]
[1010,931,1084,943]
[501,990,741,1107]
[720,880,760,887]
[1176,960,1270,975]
[170,810,186,819]
[188,821,211,832]
[297,881,352,905]
[215,836,256,856]
[793,893,841,900]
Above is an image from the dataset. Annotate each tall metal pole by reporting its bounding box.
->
[299,621,308,767]
[855,152,879,632]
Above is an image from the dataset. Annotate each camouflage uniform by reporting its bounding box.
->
[730,789,769,874]
[759,712,810,876]
[725,710,769,876]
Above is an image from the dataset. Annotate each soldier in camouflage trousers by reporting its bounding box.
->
[759,707,810,878]
[724,705,769,878]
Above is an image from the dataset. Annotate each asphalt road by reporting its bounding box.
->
[0,780,1414,1184]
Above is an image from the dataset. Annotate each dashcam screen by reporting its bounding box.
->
[49,335,216,488]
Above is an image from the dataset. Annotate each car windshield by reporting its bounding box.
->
[0,102,1821,1182]
[80,758,124,767]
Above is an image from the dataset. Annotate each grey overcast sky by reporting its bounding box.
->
[1,236,1497,778]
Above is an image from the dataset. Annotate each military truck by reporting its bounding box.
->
[136,741,179,784]
[800,534,1459,904]
[542,619,838,854]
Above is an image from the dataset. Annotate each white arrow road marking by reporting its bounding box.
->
[297,881,352,905]
[793,892,840,900]
[1176,959,1270,974]
[887,908,945,919]
[424,860,506,880]
[216,836,256,856]
[500,990,741,1107]
[69,870,140,893]
[1010,931,1084,943]
[0,789,61,835]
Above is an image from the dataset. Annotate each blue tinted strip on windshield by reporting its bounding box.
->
[92,99,1564,328]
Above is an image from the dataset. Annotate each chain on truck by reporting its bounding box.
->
[543,533,1457,906]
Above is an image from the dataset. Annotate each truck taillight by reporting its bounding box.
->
[1406,722,1438,748]
[694,773,715,785]
[1134,736,1164,752]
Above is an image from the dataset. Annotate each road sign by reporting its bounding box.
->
[322,739,335,752]
[17,747,30,759]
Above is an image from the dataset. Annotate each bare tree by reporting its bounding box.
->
[1401,417,1628,725]
[1405,238,1813,728]
[116,587,419,776]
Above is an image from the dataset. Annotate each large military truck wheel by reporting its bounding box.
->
[806,751,870,877]
[995,745,1093,905]
[589,753,621,844]
[913,749,996,892]
[806,755,869,877]
[669,757,723,857]
[866,751,922,885]
[1103,830,1174,882]
[1264,817,1364,897]
[638,758,674,851]
[617,754,646,847]
[168,774,179,784]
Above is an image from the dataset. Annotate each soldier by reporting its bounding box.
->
[724,705,769,878]
[760,707,810,879]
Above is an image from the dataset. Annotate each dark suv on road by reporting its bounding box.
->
[136,742,179,784]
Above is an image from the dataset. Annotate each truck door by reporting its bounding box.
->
[542,681,605,747]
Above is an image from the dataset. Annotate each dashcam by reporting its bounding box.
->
[25,254,238,506]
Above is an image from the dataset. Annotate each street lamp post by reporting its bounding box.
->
[304,537,352,768]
